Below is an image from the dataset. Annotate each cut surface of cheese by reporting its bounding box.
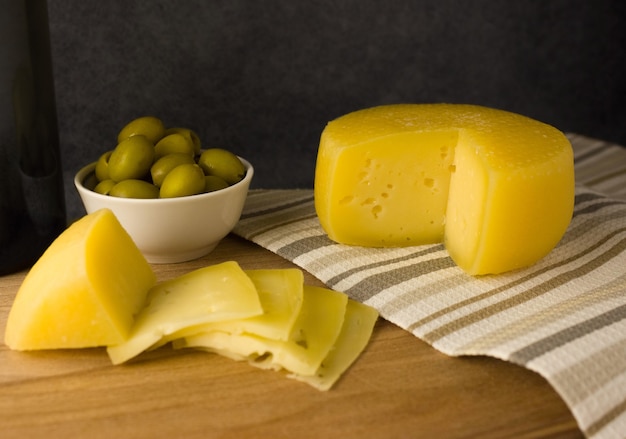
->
[177,284,348,377]
[288,298,379,391]
[314,104,575,274]
[4,208,156,350]
[106,261,262,365]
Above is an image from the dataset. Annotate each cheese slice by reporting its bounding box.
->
[288,298,378,390]
[240,269,304,340]
[106,261,262,365]
[4,209,156,350]
[314,104,575,275]
[177,285,348,376]
[153,268,304,347]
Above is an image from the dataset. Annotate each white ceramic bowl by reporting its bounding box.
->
[74,157,253,264]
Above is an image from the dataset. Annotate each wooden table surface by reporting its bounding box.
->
[0,234,583,439]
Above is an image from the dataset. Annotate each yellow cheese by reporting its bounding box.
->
[4,209,156,350]
[314,104,575,274]
[241,269,304,340]
[153,268,304,347]
[106,261,263,365]
[177,285,348,377]
[289,298,378,391]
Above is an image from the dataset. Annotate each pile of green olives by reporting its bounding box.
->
[89,116,246,199]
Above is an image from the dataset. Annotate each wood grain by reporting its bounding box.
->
[0,234,583,439]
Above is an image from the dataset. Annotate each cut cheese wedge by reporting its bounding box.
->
[176,285,348,377]
[4,209,156,350]
[314,103,575,275]
[106,261,262,365]
[152,268,304,348]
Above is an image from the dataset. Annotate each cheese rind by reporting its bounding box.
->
[4,209,156,350]
[314,104,575,274]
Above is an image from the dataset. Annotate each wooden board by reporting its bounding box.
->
[0,234,582,439]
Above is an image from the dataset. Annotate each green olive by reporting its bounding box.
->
[159,164,205,198]
[154,133,195,159]
[82,172,100,191]
[93,179,116,195]
[164,127,201,155]
[150,153,195,187]
[95,151,113,181]
[198,148,246,185]
[108,135,155,182]
[89,117,247,199]
[204,175,230,192]
[117,116,165,144]
[109,179,159,199]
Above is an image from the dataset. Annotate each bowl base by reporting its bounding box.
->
[144,242,220,264]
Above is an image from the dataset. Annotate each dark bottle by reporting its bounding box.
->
[0,0,66,275]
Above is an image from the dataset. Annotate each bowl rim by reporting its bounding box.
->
[74,156,254,204]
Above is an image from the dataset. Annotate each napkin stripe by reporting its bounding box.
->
[574,191,603,204]
[574,199,624,216]
[550,340,626,437]
[258,221,323,250]
[326,245,445,287]
[239,196,315,230]
[586,396,626,438]
[535,323,626,438]
[412,224,626,335]
[456,273,626,356]
[277,235,334,258]
[552,334,626,404]
[243,211,319,240]
[233,135,626,439]
[574,144,620,168]
[409,215,615,329]
[240,188,313,209]
[342,256,457,303]
[583,167,626,186]
[240,194,314,219]
[572,141,611,162]
[510,302,626,365]
[570,134,626,200]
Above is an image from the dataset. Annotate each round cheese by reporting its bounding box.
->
[314,104,575,275]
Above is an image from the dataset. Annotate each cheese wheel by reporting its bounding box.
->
[314,104,575,275]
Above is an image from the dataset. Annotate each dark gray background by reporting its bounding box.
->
[46,0,626,219]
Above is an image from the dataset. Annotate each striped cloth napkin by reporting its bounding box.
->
[232,133,626,439]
